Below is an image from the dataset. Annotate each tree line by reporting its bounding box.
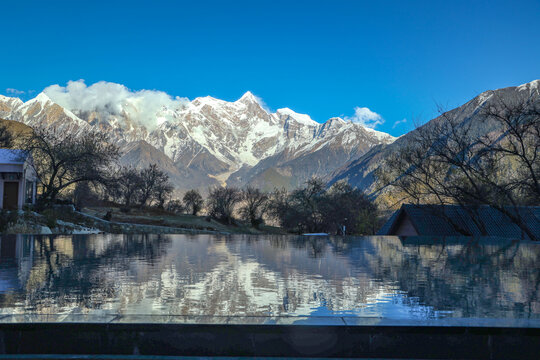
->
[170,179,380,235]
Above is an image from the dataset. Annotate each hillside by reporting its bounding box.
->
[327,80,540,207]
[0,118,33,140]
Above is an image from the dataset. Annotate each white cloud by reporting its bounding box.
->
[392,118,407,128]
[344,107,384,129]
[44,80,189,130]
[6,88,25,95]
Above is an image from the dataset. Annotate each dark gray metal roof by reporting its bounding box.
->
[377,209,400,235]
[377,204,540,240]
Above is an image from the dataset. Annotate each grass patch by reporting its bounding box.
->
[82,206,288,234]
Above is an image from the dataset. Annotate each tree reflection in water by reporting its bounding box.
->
[0,234,538,320]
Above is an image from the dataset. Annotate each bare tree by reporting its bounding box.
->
[289,177,326,233]
[113,166,143,207]
[320,180,379,235]
[239,186,269,228]
[137,164,173,207]
[154,180,174,209]
[477,94,540,202]
[267,187,295,228]
[267,178,326,233]
[376,95,540,240]
[183,189,204,215]
[22,126,120,207]
[207,187,241,224]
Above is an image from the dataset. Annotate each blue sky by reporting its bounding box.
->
[1,0,539,136]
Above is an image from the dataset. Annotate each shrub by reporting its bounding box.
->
[0,210,19,233]
[73,181,99,210]
[251,217,264,229]
[166,199,185,214]
[41,209,58,229]
[103,211,112,221]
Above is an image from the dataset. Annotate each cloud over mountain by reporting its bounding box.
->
[44,80,189,130]
[344,107,384,129]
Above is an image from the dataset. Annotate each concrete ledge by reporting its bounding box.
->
[2,314,540,328]
[0,323,539,359]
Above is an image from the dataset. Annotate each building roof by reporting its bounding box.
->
[0,149,29,165]
[377,204,540,240]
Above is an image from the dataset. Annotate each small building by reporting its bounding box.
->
[377,204,540,240]
[0,149,37,210]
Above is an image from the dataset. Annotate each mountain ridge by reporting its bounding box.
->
[4,80,535,195]
[0,87,396,191]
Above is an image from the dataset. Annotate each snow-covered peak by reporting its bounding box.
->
[24,92,52,106]
[35,92,52,103]
[327,117,346,124]
[276,107,318,126]
[191,95,227,107]
[237,91,258,103]
[517,79,540,91]
[0,95,23,107]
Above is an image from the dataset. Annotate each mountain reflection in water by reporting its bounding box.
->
[0,234,538,320]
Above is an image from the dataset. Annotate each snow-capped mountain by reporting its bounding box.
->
[0,87,395,191]
[0,93,90,133]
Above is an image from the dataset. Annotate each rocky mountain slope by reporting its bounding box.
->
[327,79,540,204]
[0,89,395,191]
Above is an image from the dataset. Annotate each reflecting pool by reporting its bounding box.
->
[0,234,539,322]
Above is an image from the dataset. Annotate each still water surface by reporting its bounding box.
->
[0,234,539,321]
